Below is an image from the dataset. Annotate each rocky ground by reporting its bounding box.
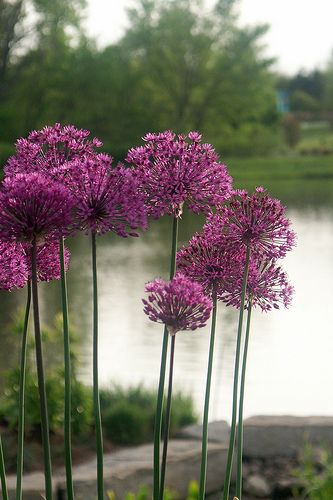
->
[4,415,333,499]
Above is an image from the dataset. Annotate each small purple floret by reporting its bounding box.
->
[142,273,212,335]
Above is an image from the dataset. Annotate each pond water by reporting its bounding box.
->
[1,177,333,422]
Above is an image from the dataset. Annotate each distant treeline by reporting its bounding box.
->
[1,0,333,159]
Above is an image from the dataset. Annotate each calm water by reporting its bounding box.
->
[1,178,333,422]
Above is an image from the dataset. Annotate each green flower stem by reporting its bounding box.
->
[159,334,176,500]
[222,246,251,500]
[60,237,74,500]
[31,238,53,500]
[0,435,8,500]
[91,231,104,500]
[235,302,253,500]
[15,281,31,500]
[199,288,218,500]
[153,216,179,500]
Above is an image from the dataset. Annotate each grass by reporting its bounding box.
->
[226,155,333,184]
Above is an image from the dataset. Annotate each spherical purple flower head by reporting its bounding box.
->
[177,233,237,298]
[142,273,212,335]
[5,123,102,177]
[222,259,294,312]
[64,154,147,236]
[0,173,74,243]
[23,241,70,282]
[0,240,28,290]
[203,187,296,259]
[126,131,232,218]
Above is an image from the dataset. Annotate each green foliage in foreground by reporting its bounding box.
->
[107,480,199,499]
[293,444,333,499]
[0,311,197,445]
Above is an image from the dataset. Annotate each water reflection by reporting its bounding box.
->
[1,179,333,421]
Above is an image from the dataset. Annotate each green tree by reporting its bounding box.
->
[118,0,278,153]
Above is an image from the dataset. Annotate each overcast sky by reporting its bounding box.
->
[84,0,333,75]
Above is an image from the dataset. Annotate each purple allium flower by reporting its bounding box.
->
[0,241,29,290]
[0,173,74,243]
[222,259,293,312]
[142,273,212,335]
[5,123,102,177]
[204,187,296,259]
[64,154,147,236]
[177,234,237,298]
[126,131,232,218]
[31,241,70,282]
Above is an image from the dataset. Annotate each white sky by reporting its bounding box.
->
[84,0,333,75]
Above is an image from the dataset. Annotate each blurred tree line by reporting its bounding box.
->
[1,0,333,160]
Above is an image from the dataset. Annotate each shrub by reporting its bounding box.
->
[293,444,333,498]
[100,385,197,445]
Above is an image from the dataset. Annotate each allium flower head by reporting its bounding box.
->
[0,173,74,243]
[223,259,293,312]
[64,154,147,236]
[5,123,102,177]
[204,187,296,259]
[31,241,70,282]
[0,241,29,290]
[143,273,212,335]
[177,234,236,298]
[126,131,232,218]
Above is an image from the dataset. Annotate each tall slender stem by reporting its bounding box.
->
[0,435,8,500]
[153,216,179,500]
[235,303,252,500]
[222,246,251,500]
[159,334,176,500]
[60,237,74,500]
[31,238,53,500]
[91,232,104,500]
[15,282,31,500]
[199,289,218,500]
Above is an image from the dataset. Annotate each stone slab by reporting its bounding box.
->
[3,439,230,499]
[176,420,230,445]
[243,415,333,458]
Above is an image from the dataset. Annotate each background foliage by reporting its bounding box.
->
[2,0,333,160]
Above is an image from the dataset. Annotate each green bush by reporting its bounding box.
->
[0,366,93,437]
[100,385,197,445]
[0,312,93,437]
[293,444,333,499]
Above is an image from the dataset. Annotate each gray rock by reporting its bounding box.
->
[243,415,333,458]
[245,474,272,497]
[176,420,230,445]
[5,439,230,499]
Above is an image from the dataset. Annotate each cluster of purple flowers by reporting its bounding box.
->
[0,122,296,333]
[143,185,295,333]
[175,188,295,315]
[0,123,150,291]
